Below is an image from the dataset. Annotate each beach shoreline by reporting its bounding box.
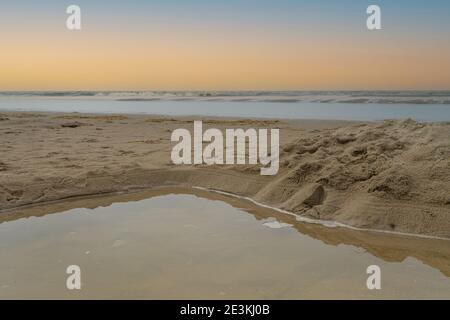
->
[1,111,449,238]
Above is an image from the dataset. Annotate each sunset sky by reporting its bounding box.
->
[1,0,450,90]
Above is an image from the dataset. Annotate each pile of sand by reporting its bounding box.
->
[252,119,450,237]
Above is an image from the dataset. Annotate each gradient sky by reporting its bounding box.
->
[1,0,450,90]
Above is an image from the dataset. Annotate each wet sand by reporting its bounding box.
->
[0,111,450,237]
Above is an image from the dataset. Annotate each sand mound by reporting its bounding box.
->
[262,119,450,236]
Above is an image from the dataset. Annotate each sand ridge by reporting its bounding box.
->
[0,112,449,237]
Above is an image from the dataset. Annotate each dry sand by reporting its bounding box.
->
[0,111,449,238]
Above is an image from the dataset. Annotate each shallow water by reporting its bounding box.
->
[0,189,449,299]
[1,98,450,122]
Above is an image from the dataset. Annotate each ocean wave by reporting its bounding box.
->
[1,91,450,104]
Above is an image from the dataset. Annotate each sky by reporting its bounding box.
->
[1,0,450,91]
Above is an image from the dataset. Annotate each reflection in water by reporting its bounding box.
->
[0,187,449,299]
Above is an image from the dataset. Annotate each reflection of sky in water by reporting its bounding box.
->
[0,193,449,299]
[1,99,450,121]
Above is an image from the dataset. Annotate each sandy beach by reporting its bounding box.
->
[1,111,449,238]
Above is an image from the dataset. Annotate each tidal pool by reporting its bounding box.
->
[0,188,449,299]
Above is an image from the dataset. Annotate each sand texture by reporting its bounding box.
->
[0,112,449,238]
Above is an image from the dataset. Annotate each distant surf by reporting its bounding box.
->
[1,91,450,121]
[1,90,450,104]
